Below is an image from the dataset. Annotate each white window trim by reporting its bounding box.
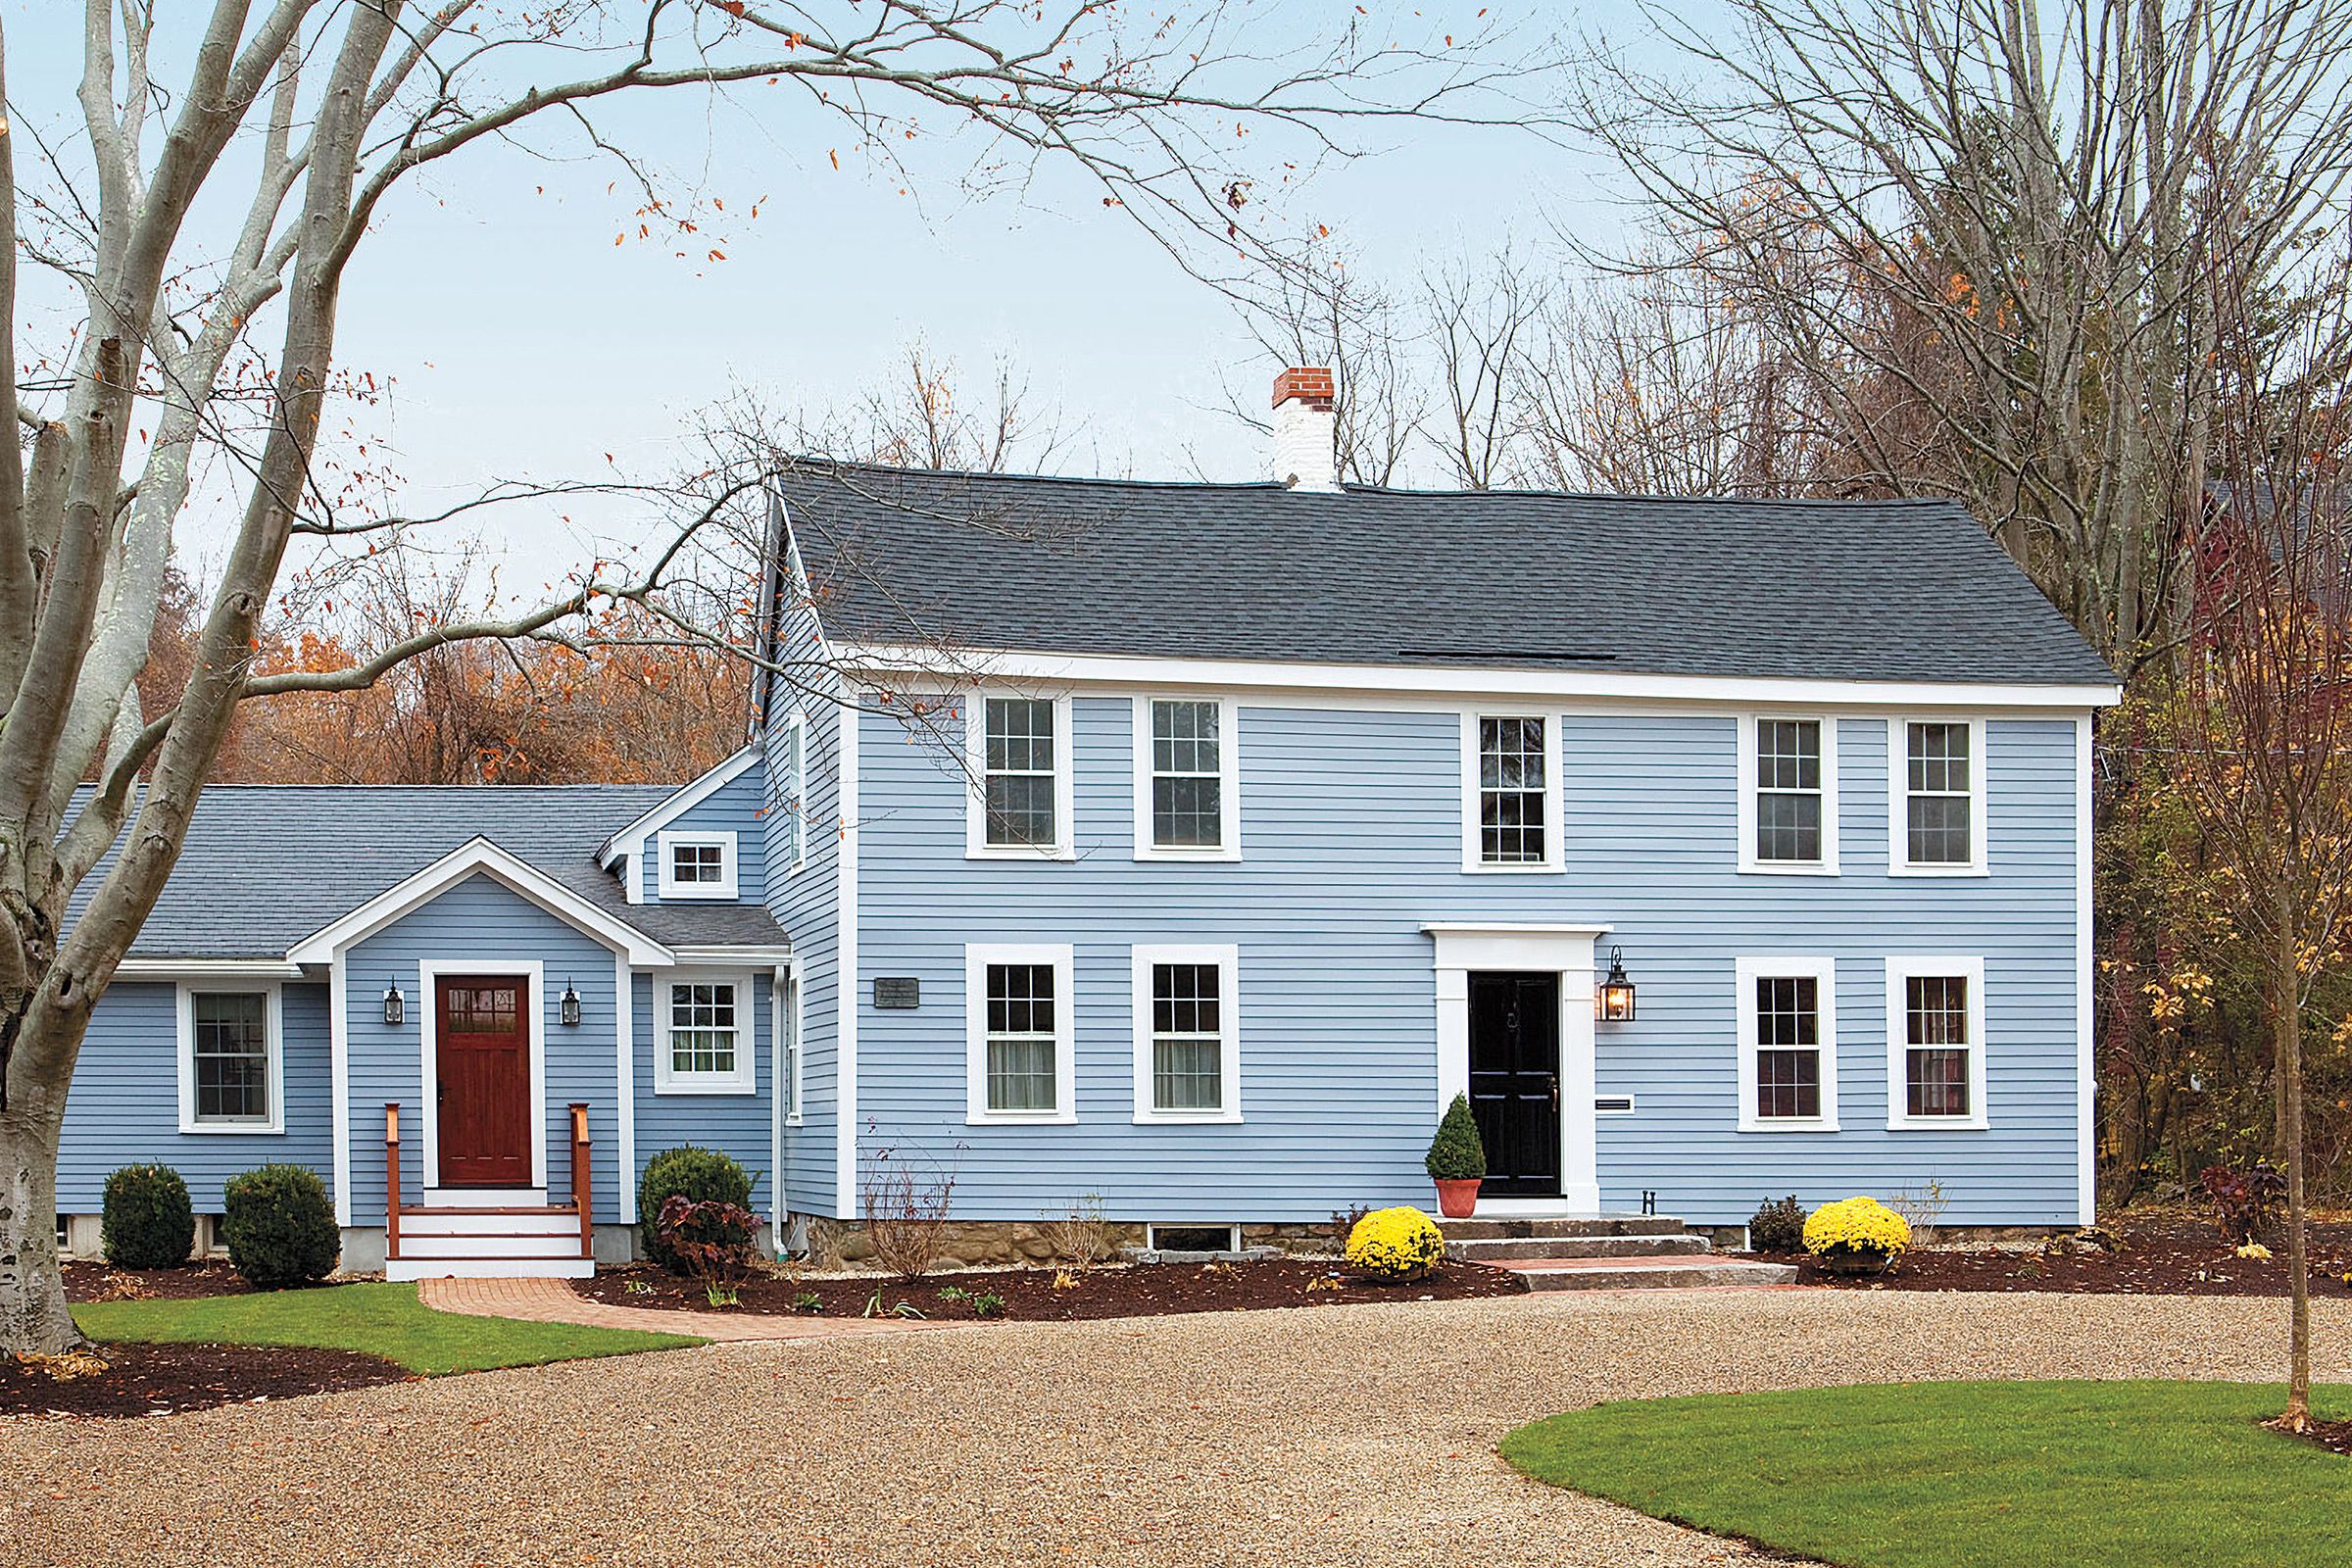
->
[1737,714,1840,875]
[656,829,740,901]
[654,968,759,1095]
[1460,710,1565,873]
[1130,695,1242,861]
[964,942,1077,1124]
[784,706,810,874]
[1130,943,1244,1124]
[1887,717,1989,877]
[1885,955,1990,1131]
[1735,956,1840,1132]
[964,690,1077,861]
[175,982,285,1135]
[777,962,805,1126]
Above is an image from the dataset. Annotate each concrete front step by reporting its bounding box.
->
[1495,1256,1798,1292]
[1440,1214,1687,1242]
[1448,1234,1712,1262]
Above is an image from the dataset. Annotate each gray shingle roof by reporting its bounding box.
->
[780,466,2116,685]
[69,786,785,959]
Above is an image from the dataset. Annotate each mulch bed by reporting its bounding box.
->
[62,1260,256,1303]
[2,1342,404,1420]
[1743,1211,2352,1297]
[576,1256,1529,1322]
[2278,1417,2352,1458]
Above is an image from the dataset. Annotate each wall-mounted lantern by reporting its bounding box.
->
[560,980,583,1027]
[382,981,406,1027]
[1595,947,1638,1023]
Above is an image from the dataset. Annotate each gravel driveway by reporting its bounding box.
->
[5,1288,2346,1567]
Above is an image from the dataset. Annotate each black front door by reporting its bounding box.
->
[1468,971,1561,1198]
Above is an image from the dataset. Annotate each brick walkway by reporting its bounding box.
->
[416,1273,947,1342]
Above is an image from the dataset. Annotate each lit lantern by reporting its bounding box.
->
[1595,947,1637,1023]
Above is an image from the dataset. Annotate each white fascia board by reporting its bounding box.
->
[288,836,673,965]
[116,957,306,980]
[667,944,798,967]
[838,641,2123,711]
[594,747,762,869]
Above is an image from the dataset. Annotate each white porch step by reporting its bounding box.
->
[401,1208,582,1238]
[390,1199,590,1281]
[390,1255,595,1282]
[396,1232,586,1260]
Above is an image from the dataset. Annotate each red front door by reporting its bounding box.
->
[435,975,531,1187]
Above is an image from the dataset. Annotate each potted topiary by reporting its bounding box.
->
[1425,1093,1487,1219]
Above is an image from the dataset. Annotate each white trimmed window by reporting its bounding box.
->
[777,965,804,1125]
[1132,697,1241,858]
[784,707,809,872]
[657,830,739,900]
[965,944,1076,1122]
[655,971,757,1094]
[966,693,1075,858]
[1739,716,1838,873]
[1890,718,1986,874]
[1462,712,1563,872]
[1886,956,1988,1129]
[176,984,283,1133]
[1130,944,1242,1123]
[1735,957,1839,1131]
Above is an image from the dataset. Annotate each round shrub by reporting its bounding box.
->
[1746,1195,1809,1254]
[101,1163,196,1270]
[220,1163,339,1289]
[1346,1204,1446,1281]
[638,1145,755,1273]
[1801,1195,1911,1272]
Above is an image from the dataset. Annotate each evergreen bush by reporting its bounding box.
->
[220,1163,339,1289]
[638,1146,755,1272]
[1424,1092,1488,1181]
[1747,1195,1808,1254]
[101,1163,195,1269]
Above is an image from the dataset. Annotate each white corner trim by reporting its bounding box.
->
[655,829,741,901]
[1459,709,1565,873]
[173,981,285,1135]
[416,959,550,1191]
[1886,716,1989,876]
[595,746,762,869]
[614,952,637,1224]
[329,953,352,1225]
[1736,713,1841,876]
[1734,955,1841,1133]
[288,836,671,966]
[651,968,760,1094]
[1130,943,1244,1124]
[963,688,1077,861]
[2076,712,2096,1225]
[964,942,1078,1125]
[1883,955,1990,1131]
[835,693,862,1217]
[1130,695,1243,861]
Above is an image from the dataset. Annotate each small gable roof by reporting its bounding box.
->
[779,465,2117,688]
[71,785,786,960]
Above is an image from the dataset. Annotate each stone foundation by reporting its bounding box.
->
[796,1215,1347,1270]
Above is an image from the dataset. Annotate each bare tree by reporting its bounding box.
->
[1419,248,1547,490]
[0,0,1546,1354]
[1218,254,1425,485]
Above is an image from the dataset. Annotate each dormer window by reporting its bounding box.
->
[657,830,739,900]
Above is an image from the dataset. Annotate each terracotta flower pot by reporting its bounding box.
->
[1434,1177,1482,1219]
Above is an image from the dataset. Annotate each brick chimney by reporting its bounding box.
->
[1271,366,1339,493]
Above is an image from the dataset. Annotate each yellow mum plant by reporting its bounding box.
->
[1346,1205,1446,1281]
[1802,1196,1912,1270]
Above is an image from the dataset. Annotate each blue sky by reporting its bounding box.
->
[6,1,1667,577]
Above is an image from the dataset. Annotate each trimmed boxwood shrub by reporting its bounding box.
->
[221,1163,339,1289]
[1748,1196,1808,1254]
[1425,1092,1488,1182]
[101,1163,195,1269]
[638,1146,755,1273]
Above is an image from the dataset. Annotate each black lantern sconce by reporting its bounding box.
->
[560,980,583,1027]
[1595,947,1638,1023]
[381,980,406,1027]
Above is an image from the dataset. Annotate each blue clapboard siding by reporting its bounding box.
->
[58,982,335,1212]
[344,874,627,1223]
[762,594,842,1214]
[631,971,775,1215]
[648,766,768,906]
[852,697,2083,1227]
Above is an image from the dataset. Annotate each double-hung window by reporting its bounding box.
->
[1890,718,1986,874]
[968,693,1074,858]
[177,985,282,1133]
[656,972,757,1094]
[783,708,808,872]
[1131,945,1242,1122]
[1886,957,1987,1129]
[1740,716,1838,872]
[1735,957,1838,1131]
[965,944,1076,1122]
[1464,713,1562,871]
[777,966,804,1125]
[1133,697,1241,858]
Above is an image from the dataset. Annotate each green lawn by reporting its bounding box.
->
[74,1281,701,1375]
[1501,1379,2350,1568]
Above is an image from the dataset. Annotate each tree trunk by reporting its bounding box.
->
[0,1075,76,1356]
[2274,890,2312,1430]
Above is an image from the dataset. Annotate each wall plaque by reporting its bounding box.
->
[873,977,920,1009]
